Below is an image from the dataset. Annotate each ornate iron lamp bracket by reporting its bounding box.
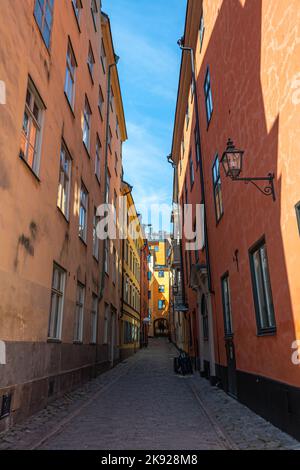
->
[232,173,276,201]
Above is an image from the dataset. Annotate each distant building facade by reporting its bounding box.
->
[148,240,171,338]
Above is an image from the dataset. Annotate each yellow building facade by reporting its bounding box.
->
[120,181,144,359]
[148,240,171,337]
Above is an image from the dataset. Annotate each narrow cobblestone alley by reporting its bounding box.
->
[0,339,299,451]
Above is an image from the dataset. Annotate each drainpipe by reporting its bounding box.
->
[178,39,213,293]
[99,55,119,302]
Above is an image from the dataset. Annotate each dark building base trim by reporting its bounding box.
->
[215,364,300,442]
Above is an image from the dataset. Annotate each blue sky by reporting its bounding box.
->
[102,0,187,232]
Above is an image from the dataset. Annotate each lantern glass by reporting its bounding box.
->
[221,139,244,179]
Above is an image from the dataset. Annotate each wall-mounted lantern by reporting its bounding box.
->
[221,138,276,201]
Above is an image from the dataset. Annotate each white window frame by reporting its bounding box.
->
[20,78,44,176]
[83,97,91,151]
[79,183,88,242]
[48,263,66,340]
[64,40,77,108]
[57,141,71,219]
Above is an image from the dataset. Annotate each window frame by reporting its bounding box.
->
[212,154,224,223]
[221,272,233,338]
[48,263,66,341]
[87,42,95,81]
[199,13,205,52]
[83,96,92,152]
[74,282,85,343]
[95,134,101,182]
[71,0,82,27]
[100,39,106,74]
[57,140,72,220]
[79,183,88,243]
[204,66,213,126]
[20,77,45,177]
[249,237,276,335]
[64,39,77,110]
[33,0,54,50]
[189,150,194,188]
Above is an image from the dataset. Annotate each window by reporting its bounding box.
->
[105,171,110,204]
[186,104,190,129]
[95,135,101,182]
[114,152,118,175]
[181,138,185,158]
[212,155,223,222]
[79,184,88,242]
[87,43,95,79]
[91,295,98,344]
[154,246,159,252]
[147,271,152,281]
[72,0,82,23]
[20,78,44,175]
[83,97,91,151]
[116,117,120,138]
[158,300,165,310]
[93,207,99,259]
[34,0,54,49]
[98,86,104,118]
[57,141,71,219]
[158,271,165,278]
[158,285,165,293]
[204,67,213,125]
[104,238,109,274]
[199,14,205,51]
[201,294,209,340]
[112,247,117,284]
[249,239,276,334]
[189,151,194,187]
[91,0,98,30]
[221,274,233,337]
[108,126,112,153]
[190,79,194,102]
[113,190,117,225]
[100,39,106,73]
[64,41,77,108]
[74,283,85,342]
[148,291,151,300]
[295,201,300,235]
[194,127,201,165]
[48,263,66,340]
[110,87,114,112]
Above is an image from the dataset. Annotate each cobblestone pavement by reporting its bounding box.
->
[0,338,299,450]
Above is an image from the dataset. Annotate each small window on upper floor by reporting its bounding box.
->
[72,0,82,24]
[87,43,95,80]
[199,14,205,52]
[204,67,213,126]
[34,0,54,49]
[64,40,77,109]
[212,155,223,222]
[185,103,190,129]
[91,0,98,31]
[98,85,104,119]
[189,151,194,188]
[101,39,106,74]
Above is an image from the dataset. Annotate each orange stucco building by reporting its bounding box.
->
[170,0,300,439]
[0,1,127,430]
